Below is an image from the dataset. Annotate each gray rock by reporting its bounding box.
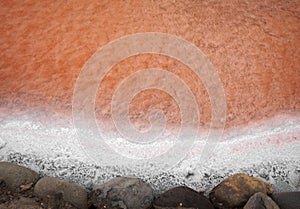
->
[271,192,300,209]
[0,162,39,192]
[244,192,279,209]
[34,176,88,209]
[153,186,214,209]
[90,177,154,209]
[0,178,5,188]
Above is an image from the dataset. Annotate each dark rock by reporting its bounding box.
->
[271,192,300,209]
[0,197,41,209]
[209,173,272,209]
[90,177,154,209]
[34,176,88,209]
[0,162,39,192]
[243,192,279,209]
[153,186,214,209]
[0,177,6,189]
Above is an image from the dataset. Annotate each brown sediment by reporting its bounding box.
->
[0,0,299,130]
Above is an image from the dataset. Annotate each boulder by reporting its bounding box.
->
[271,192,300,209]
[243,192,279,209]
[209,173,272,209]
[89,177,154,209]
[153,186,214,209]
[34,176,88,209]
[0,162,39,192]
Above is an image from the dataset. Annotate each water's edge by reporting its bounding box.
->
[0,113,299,194]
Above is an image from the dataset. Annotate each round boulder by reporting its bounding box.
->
[209,173,272,209]
[244,192,279,209]
[153,186,214,209]
[89,177,154,209]
[0,162,39,192]
[34,176,88,209]
[271,192,300,209]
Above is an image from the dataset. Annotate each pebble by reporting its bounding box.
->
[0,162,39,192]
[271,192,300,209]
[153,186,214,209]
[34,176,88,209]
[209,173,272,209]
[243,192,279,209]
[90,176,154,209]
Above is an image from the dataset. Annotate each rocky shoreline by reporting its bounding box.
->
[0,162,299,209]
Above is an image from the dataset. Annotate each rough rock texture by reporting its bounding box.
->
[271,192,300,209]
[0,197,41,209]
[209,173,272,209]
[0,0,299,130]
[153,186,214,209]
[243,192,279,209]
[89,177,154,209]
[0,175,79,209]
[0,162,39,192]
[34,176,88,209]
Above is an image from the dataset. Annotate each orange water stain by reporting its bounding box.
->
[0,0,299,129]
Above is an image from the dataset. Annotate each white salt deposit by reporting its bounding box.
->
[0,112,299,193]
